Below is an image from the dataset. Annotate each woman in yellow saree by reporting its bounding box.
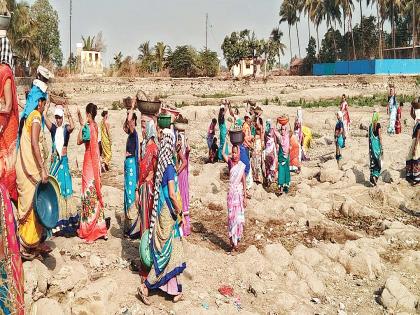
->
[16,96,50,258]
[100,109,112,172]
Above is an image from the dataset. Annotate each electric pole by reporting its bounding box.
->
[69,0,72,73]
[205,13,208,51]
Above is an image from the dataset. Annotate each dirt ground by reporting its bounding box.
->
[21,75,420,315]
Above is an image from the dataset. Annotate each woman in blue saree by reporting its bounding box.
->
[44,103,78,236]
[137,130,186,305]
[123,108,140,238]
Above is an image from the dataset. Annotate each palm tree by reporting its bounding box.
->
[154,41,168,72]
[390,0,402,58]
[113,52,123,70]
[304,0,313,41]
[371,0,387,58]
[82,36,95,51]
[280,0,298,61]
[270,27,286,67]
[324,0,342,59]
[293,0,304,58]
[138,41,151,60]
[339,0,356,59]
[307,0,323,56]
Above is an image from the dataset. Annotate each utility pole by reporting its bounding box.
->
[205,13,208,51]
[69,0,72,73]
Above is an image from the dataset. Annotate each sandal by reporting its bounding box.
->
[173,293,184,303]
[137,286,151,306]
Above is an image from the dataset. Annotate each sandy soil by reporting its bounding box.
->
[22,75,420,315]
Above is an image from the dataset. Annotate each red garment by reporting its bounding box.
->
[0,64,18,202]
[289,134,300,169]
[138,141,158,234]
[395,106,402,134]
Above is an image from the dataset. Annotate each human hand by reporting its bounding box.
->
[41,168,48,184]
[243,198,247,208]
[135,190,139,205]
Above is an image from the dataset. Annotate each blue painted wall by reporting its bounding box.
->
[313,59,420,75]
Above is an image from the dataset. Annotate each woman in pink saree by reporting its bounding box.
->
[0,183,24,315]
[221,139,246,251]
[76,103,107,243]
[176,132,190,236]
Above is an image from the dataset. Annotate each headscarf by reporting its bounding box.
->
[141,120,157,158]
[0,37,14,69]
[280,124,290,155]
[265,119,271,134]
[149,130,175,243]
[296,107,303,124]
[372,111,379,124]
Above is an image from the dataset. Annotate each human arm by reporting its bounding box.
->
[242,173,247,207]
[31,121,48,183]
[177,149,187,174]
[43,101,53,131]
[0,79,12,134]
[76,107,84,145]
[65,102,75,133]
[168,180,182,215]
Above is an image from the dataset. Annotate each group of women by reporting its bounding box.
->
[121,102,190,304]
[215,102,313,251]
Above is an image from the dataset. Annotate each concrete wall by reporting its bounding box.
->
[80,50,103,75]
[313,59,420,75]
[231,59,260,77]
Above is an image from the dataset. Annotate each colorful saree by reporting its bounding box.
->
[387,96,398,135]
[251,136,263,183]
[278,145,291,192]
[0,184,24,315]
[50,124,78,236]
[100,119,112,169]
[289,134,300,172]
[0,64,18,202]
[218,122,228,161]
[16,110,48,248]
[264,126,277,184]
[146,132,185,296]
[227,160,246,247]
[178,133,190,237]
[124,130,140,238]
[369,121,382,184]
[77,122,107,242]
[406,122,420,184]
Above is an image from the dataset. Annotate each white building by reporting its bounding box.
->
[231,57,265,78]
[76,42,103,75]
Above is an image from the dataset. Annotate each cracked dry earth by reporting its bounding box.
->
[22,75,419,315]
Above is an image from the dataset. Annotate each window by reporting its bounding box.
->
[245,62,251,69]
[89,53,92,62]
[95,53,99,62]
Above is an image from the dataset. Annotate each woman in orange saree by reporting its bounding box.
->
[77,103,107,243]
[0,37,18,202]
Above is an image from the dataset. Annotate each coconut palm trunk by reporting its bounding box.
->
[377,2,382,58]
[316,25,320,56]
[392,2,396,58]
[307,14,311,41]
[349,16,356,59]
[288,24,293,61]
[359,0,364,58]
[296,23,301,58]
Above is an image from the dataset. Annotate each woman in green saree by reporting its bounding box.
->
[369,111,383,186]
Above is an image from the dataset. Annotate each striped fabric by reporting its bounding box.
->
[0,37,13,70]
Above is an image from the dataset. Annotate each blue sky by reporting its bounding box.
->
[24,0,377,66]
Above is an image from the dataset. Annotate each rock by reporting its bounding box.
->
[359,122,369,131]
[30,298,65,315]
[343,169,356,184]
[89,254,102,269]
[319,168,344,184]
[292,259,325,296]
[42,248,65,272]
[340,198,380,218]
[398,250,420,273]
[380,275,419,313]
[48,261,88,297]
[338,240,383,279]
[292,245,324,267]
[262,243,291,272]
[73,278,119,315]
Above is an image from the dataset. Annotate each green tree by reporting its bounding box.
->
[197,49,219,77]
[270,27,286,67]
[167,45,199,77]
[82,35,95,51]
[153,41,169,72]
[319,28,343,62]
[138,41,154,73]
[31,0,62,66]
[279,0,298,60]
[113,52,123,70]
[352,15,379,58]
[221,30,254,69]
[303,36,317,74]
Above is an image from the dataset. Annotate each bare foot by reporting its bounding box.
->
[137,285,151,306]
[173,294,184,303]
